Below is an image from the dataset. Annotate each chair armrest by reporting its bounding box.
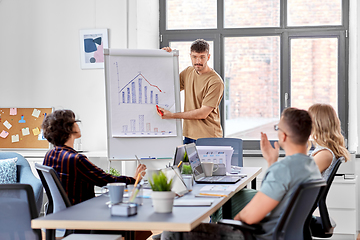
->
[218,219,264,234]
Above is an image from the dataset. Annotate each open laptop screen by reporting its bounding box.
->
[184,143,204,179]
[173,145,186,167]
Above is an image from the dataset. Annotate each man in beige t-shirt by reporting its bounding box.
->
[159,39,224,144]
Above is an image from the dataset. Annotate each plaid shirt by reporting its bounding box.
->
[43,146,135,205]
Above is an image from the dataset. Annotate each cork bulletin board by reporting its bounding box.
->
[0,108,53,149]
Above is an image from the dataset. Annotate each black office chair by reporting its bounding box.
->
[0,184,42,240]
[35,163,73,239]
[218,179,327,240]
[35,164,125,240]
[196,138,246,221]
[310,158,342,238]
[196,138,243,167]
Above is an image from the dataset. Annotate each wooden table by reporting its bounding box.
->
[32,167,261,240]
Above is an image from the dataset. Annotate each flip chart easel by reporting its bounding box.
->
[104,49,183,160]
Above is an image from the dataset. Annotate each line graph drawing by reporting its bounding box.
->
[116,64,166,106]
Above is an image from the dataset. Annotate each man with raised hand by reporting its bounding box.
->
[161,108,321,240]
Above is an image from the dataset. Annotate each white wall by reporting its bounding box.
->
[0,0,159,152]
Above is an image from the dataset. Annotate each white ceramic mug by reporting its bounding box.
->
[101,182,125,204]
[201,162,219,177]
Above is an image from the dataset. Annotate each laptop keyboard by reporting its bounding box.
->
[203,176,225,181]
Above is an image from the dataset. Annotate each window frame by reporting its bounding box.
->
[159,0,349,150]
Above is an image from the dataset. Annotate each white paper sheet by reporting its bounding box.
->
[196,146,234,173]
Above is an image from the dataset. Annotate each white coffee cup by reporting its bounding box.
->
[101,182,125,204]
[202,162,219,177]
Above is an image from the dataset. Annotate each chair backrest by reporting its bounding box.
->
[196,138,243,167]
[35,163,72,214]
[317,158,342,233]
[0,184,42,240]
[273,179,326,240]
[0,152,43,213]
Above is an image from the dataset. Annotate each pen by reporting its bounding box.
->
[156,105,164,116]
[135,155,142,165]
[134,173,141,188]
[177,161,183,168]
[199,193,228,197]
[130,182,143,202]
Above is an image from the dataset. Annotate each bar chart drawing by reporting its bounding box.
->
[109,57,177,137]
[120,114,174,136]
[118,72,166,107]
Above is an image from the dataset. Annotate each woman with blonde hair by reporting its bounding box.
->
[308,103,350,179]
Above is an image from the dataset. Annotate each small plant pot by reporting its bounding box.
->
[151,191,175,213]
[182,174,193,190]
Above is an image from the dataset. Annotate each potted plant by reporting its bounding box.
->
[107,167,121,176]
[181,164,192,175]
[149,171,175,213]
[180,151,193,190]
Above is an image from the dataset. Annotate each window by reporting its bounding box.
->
[160,0,349,149]
[224,0,280,28]
[224,36,280,140]
[166,0,217,30]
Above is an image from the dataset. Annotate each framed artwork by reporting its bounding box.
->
[79,29,108,69]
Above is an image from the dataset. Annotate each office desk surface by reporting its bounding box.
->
[32,167,261,232]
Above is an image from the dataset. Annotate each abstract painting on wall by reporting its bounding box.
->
[79,29,108,69]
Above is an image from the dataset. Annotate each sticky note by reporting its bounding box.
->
[0,130,9,138]
[11,134,19,143]
[32,109,41,118]
[32,127,40,136]
[22,127,30,136]
[3,120,12,129]
[10,108,17,115]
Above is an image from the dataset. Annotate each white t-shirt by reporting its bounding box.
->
[310,145,337,180]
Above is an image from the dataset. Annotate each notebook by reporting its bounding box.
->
[142,145,189,194]
[184,143,243,184]
[162,166,189,196]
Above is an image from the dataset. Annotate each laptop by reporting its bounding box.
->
[173,144,186,170]
[184,143,244,184]
[162,166,189,196]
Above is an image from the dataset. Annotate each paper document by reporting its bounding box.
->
[123,189,152,198]
[196,185,237,198]
[196,146,234,173]
[200,185,237,192]
[173,199,213,206]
